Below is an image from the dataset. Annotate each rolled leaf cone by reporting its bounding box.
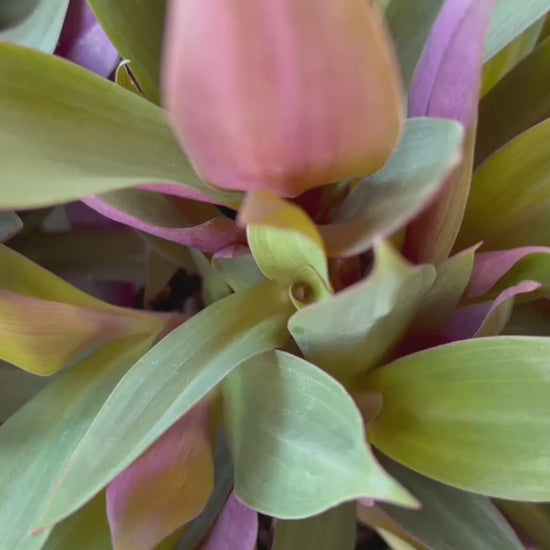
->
[163,0,403,197]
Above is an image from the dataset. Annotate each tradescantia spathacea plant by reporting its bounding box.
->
[1,0,550,548]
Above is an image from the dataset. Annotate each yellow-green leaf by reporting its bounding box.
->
[288,241,434,383]
[366,336,550,500]
[456,119,550,251]
[273,502,357,550]
[36,282,292,529]
[0,336,152,550]
[241,190,329,287]
[0,41,240,209]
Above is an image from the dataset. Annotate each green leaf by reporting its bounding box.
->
[212,247,267,293]
[14,228,146,283]
[0,42,240,209]
[36,282,293,529]
[480,18,544,96]
[223,350,417,518]
[483,0,550,61]
[241,190,329,287]
[272,502,357,550]
[288,240,435,383]
[384,0,445,90]
[379,457,522,550]
[319,118,463,257]
[44,493,111,550]
[403,123,477,264]
[0,0,69,52]
[476,37,550,166]
[365,336,550,500]
[0,211,22,242]
[0,336,152,550]
[0,244,165,374]
[456,119,550,252]
[410,244,479,336]
[0,361,55,422]
[88,0,166,104]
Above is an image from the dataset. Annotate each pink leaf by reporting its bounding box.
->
[162,0,403,196]
[106,400,214,550]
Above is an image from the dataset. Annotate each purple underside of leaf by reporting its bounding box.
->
[409,0,496,125]
[467,247,550,298]
[202,492,258,550]
[442,280,541,341]
[82,196,244,253]
[55,0,119,77]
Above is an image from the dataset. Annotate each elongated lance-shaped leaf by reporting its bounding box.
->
[456,119,550,252]
[0,41,241,209]
[384,0,445,90]
[476,36,550,167]
[378,457,522,550]
[288,240,435,383]
[36,282,293,529]
[483,0,550,61]
[366,336,550,501]
[87,0,166,103]
[0,336,153,550]
[273,502,357,550]
[83,189,243,253]
[319,118,463,257]
[0,0,69,52]
[223,350,417,518]
[212,247,267,293]
[44,493,111,550]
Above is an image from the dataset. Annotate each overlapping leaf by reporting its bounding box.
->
[87,0,166,103]
[319,118,463,257]
[456,119,550,251]
[0,337,152,550]
[223,350,417,518]
[273,502,356,550]
[0,42,240,209]
[366,337,550,500]
[0,0,69,52]
[288,241,435,383]
[36,282,293,529]
[106,400,214,550]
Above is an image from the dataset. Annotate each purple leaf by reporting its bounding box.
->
[467,246,550,298]
[55,0,119,77]
[82,195,244,253]
[202,492,258,550]
[409,0,496,125]
[443,280,540,340]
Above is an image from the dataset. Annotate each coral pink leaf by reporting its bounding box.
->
[106,400,214,550]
